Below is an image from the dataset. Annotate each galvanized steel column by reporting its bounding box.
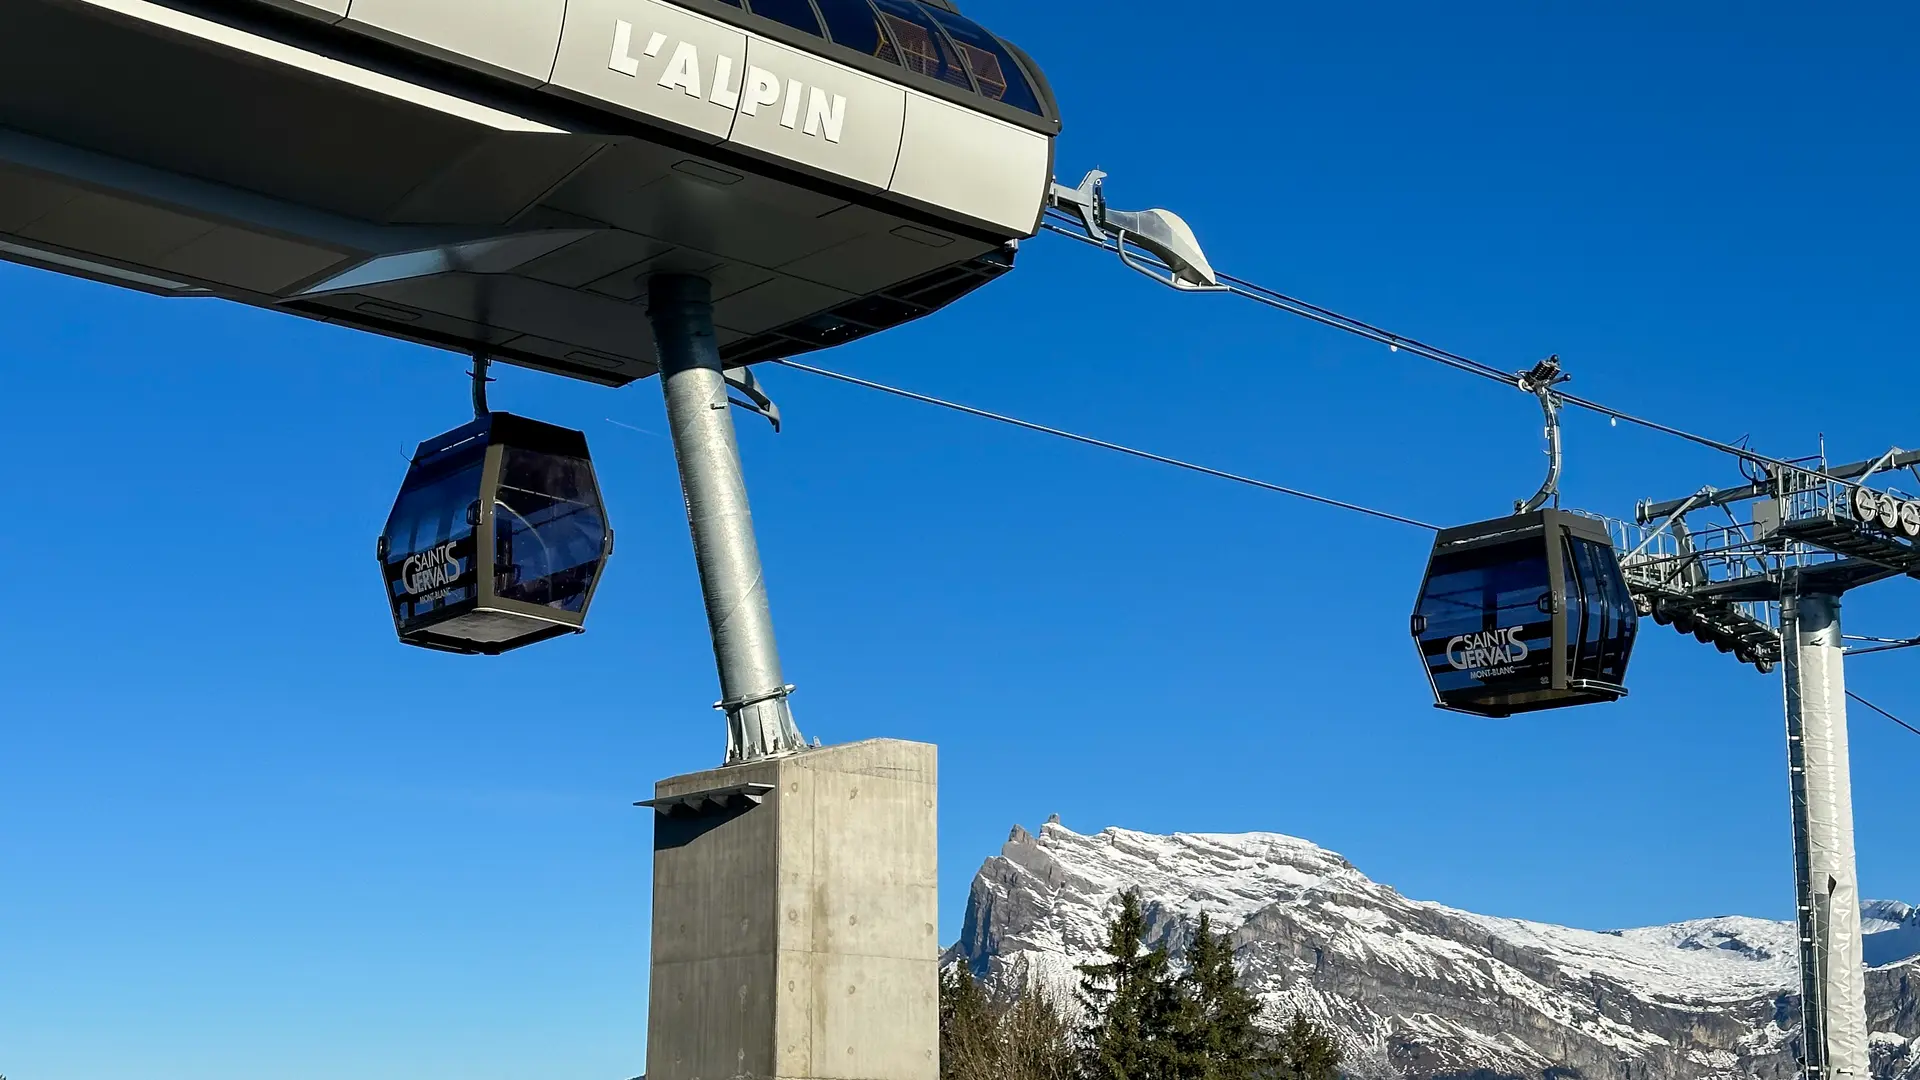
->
[1783,591,1868,1080]
[649,275,805,763]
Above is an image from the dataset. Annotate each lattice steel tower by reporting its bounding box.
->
[1613,449,1920,1080]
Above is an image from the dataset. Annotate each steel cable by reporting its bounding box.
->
[1038,214,1811,476]
[769,358,1439,531]
[1847,690,1920,738]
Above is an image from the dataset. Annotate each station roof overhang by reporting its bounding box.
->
[0,0,1058,385]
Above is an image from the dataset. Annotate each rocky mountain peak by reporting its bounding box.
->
[950,821,1920,1080]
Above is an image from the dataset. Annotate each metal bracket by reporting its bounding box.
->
[725,365,782,433]
[635,782,775,816]
[1051,169,1109,246]
[1048,170,1224,292]
[715,683,796,713]
[1855,449,1900,489]
[1628,486,1712,561]
[1847,448,1904,515]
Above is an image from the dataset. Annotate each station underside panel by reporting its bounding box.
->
[0,0,1047,384]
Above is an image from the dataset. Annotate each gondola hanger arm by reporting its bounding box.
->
[1515,355,1571,514]
[471,349,494,418]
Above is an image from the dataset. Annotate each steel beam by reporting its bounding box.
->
[1640,450,1920,522]
[649,274,805,764]
[1782,591,1869,1080]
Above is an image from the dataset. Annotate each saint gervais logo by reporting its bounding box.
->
[608,20,850,144]
[402,542,464,597]
[1446,626,1530,678]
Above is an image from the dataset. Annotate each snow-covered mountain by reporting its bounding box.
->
[947,822,1920,1080]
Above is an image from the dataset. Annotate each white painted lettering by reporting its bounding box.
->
[401,541,464,597]
[742,65,781,115]
[658,40,703,98]
[608,20,641,77]
[803,87,847,143]
[709,54,741,110]
[779,78,804,129]
[618,37,855,136]
[1444,625,1532,674]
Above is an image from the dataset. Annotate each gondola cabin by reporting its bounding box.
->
[380,413,613,654]
[1411,509,1637,717]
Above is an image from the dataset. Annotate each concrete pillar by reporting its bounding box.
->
[642,739,939,1080]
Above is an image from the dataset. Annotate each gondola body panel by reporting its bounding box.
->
[346,0,570,85]
[0,0,1057,383]
[548,0,751,142]
[728,37,911,192]
[264,0,347,19]
[1411,509,1638,717]
[892,89,1052,232]
[381,413,613,655]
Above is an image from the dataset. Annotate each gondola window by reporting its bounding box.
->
[747,0,824,37]
[872,0,974,90]
[816,0,902,64]
[924,8,1041,113]
[1416,545,1555,698]
[493,448,607,612]
[383,452,484,622]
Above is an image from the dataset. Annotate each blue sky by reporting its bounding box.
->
[6,3,1920,1079]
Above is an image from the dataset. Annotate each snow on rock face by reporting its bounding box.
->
[1863,903,1920,969]
[950,822,1920,1080]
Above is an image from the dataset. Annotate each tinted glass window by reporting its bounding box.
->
[1589,540,1619,680]
[1567,538,1608,681]
[493,449,608,614]
[871,0,973,90]
[1561,540,1591,680]
[1586,539,1636,681]
[1415,542,1555,700]
[383,450,484,627]
[1614,594,1637,678]
[748,0,822,35]
[923,7,1041,113]
[815,0,900,64]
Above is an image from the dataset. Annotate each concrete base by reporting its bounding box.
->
[644,739,938,1080]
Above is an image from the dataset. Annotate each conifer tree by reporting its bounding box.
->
[1071,899,1345,1080]
[1078,890,1180,1080]
[1173,911,1267,1080]
[1263,1013,1342,1080]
